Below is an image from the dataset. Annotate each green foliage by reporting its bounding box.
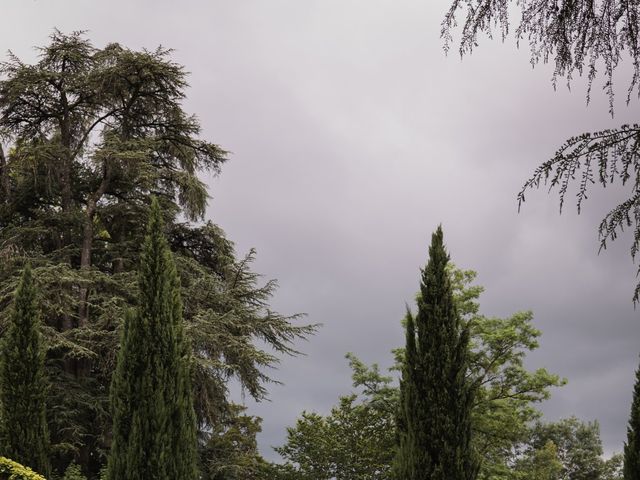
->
[200,404,278,480]
[625,358,640,479]
[0,265,50,476]
[500,418,625,480]
[275,354,396,480]
[604,454,624,480]
[470,311,565,478]
[0,457,46,480]
[106,199,197,480]
[448,267,565,478]
[394,226,474,480]
[515,440,563,480]
[521,418,608,480]
[62,462,87,480]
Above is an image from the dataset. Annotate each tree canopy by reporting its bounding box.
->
[0,31,315,477]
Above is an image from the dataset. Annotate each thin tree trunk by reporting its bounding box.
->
[78,160,111,327]
[0,144,8,203]
[59,95,75,332]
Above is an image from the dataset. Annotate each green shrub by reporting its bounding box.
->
[0,456,46,480]
[61,463,85,480]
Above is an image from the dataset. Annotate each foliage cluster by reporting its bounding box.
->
[0,457,46,480]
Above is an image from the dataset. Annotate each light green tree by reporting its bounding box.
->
[512,418,623,480]
[515,440,563,480]
[275,354,396,480]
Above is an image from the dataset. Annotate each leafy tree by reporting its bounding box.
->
[625,357,640,479]
[275,354,397,480]
[0,31,314,475]
[449,268,565,479]
[603,454,624,480]
[515,440,563,480]
[442,0,640,303]
[505,417,625,480]
[393,226,474,480]
[107,198,197,480]
[0,264,50,476]
[63,463,88,480]
[524,417,607,480]
[200,403,281,480]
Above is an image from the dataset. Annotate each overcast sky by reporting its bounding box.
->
[4,0,640,460]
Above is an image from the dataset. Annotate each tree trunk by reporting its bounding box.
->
[78,161,111,327]
[0,144,8,203]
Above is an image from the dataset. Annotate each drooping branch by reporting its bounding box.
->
[518,124,640,302]
[442,0,640,108]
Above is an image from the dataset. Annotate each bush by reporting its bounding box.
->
[62,463,86,480]
[0,457,46,480]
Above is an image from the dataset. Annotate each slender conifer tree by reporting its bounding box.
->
[625,357,640,479]
[107,198,198,480]
[0,264,50,476]
[394,226,474,480]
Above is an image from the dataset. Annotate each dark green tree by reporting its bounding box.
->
[0,32,314,475]
[0,264,50,476]
[625,358,640,479]
[200,403,278,480]
[106,198,197,480]
[394,226,475,480]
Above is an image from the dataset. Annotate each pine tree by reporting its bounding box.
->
[107,198,198,480]
[0,33,314,475]
[625,357,640,479]
[394,226,474,480]
[0,264,50,476]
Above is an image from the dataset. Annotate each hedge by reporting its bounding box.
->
[0,457,46,480]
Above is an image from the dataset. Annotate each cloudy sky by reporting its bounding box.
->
[4,0,639,459]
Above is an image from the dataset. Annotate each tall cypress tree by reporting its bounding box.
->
[625,356,640,479]
[107,198,198,480]
[394,226,474,480]
[0,264,50,476]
